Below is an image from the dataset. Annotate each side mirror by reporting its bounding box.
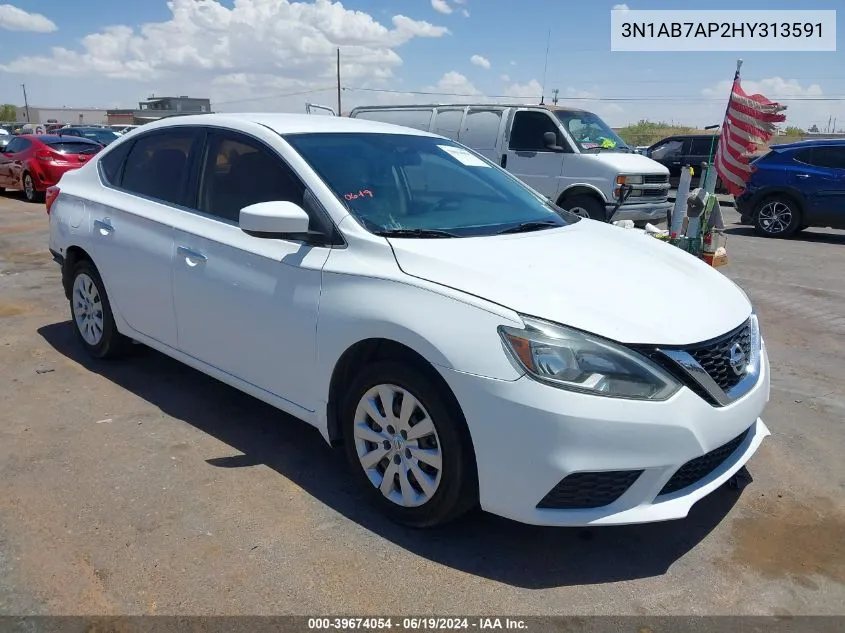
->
[543,131,565,152]
[239,200,310,237]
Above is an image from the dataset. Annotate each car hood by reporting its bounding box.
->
[581,151,669,175]
[388,221,751,345]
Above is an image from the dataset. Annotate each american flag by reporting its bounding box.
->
[714,73,787,197]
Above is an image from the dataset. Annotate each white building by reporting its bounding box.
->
[15,106,109,126]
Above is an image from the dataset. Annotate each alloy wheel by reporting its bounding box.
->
[353,384,443,508]
[23,174,35,200]
[72,273,105,346]
[757,200,793,235]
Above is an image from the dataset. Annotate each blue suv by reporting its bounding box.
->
[736,139,845,238]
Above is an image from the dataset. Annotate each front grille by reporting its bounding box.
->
[537,470,643,509]
[659,427,750,496]
[688,321,752,392]
[644,174,670,184]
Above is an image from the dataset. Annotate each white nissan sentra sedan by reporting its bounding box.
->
[47,113,770,528]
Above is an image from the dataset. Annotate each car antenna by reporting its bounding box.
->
[539,29,550,106]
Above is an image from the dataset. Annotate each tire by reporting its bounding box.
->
[753,195,802,238]
[559,194,607,221]
[22,173,44,203]
[68,259,132,359]
[341,360,477,528]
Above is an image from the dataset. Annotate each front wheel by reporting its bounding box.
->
[342,360,477,528]
[753,195,802,238]
[69,260,132,359]
[559,195,607,221]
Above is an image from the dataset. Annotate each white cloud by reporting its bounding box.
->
[500,74,510,82]
[0,3,57,32]
[424,71,480,97]
[462,9,470,17]
[503,79,543,100]
[0,0,450,107]
[611,3,630,11]
[470,54,490,69]
[431,0,452,15]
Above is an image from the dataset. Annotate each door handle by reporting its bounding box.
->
[177,245,207,266]
[796,173,810,179]
[500,154,508,168]
[93,219,113,235]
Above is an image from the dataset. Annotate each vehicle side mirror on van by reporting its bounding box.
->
[239,201,310,238]
[543,132,565,152]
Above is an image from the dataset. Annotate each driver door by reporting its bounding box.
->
[503,109,568,200]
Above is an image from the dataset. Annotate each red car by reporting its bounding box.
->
[0,134,102,202]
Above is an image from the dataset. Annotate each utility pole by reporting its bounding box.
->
[551,88,559,105]
[21,84,30,122]
[336,48,342,116]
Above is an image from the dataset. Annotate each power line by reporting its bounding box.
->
[343,86,845,102]
[213,86,334,107]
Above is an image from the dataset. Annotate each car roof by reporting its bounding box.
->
[770,138,845,150]
[29,134,101,144]
[141,113,440,137]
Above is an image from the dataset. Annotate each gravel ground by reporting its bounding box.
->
[0,191,843,615]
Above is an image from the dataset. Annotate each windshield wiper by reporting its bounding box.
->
[497,220,561,235]
[374,228,459,239]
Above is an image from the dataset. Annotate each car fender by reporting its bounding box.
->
[745,185,808,214]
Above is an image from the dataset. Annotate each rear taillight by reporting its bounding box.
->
[35,151,56,162]
[45,186,60,215]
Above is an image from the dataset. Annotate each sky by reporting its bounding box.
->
[0,0,842,129]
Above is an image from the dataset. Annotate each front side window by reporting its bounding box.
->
[121,129,200,206]
[99,140,133,186]
[649,139,685,160]
[509,111,563,152]
[555,110,629,152]
[198,131,306,223]
[285,132,579,237]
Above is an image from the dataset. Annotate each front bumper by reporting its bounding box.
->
[439,344,770,526]
[608,201,673,223]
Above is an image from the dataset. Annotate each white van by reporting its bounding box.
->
[21,123,46,135]
[340,104,672,223]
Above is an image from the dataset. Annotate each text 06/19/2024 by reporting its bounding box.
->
[610,9,837,52]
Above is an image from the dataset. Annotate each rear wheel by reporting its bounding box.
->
[69,260,132,359]
[559,194,607,221]
[753,195,802,238]
[342,360,477,528]
[22,173,44,203]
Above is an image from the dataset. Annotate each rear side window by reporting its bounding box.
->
[99,141,133,186]
[44,141,100,154]
[795,146,845,169]
[689,137,716,155]
[354,109,432,131]
[121,129,201,206]
[432,109,464,139]
[461,109,502,150]
[6,138,30,153]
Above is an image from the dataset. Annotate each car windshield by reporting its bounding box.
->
[285,133,579,237]
[555,110,630,153]
[70,129,120,144]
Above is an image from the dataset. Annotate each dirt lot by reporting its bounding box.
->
[1,191,843,615]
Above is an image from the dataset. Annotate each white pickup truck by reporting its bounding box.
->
[308,102,672,223]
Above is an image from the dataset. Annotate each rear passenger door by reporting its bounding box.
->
[91,128,203,348]
[793,146,845,228]
[169,128,332,411]
[459,108,504,163]
[688,137,717,177]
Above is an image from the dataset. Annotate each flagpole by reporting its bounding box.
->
[705,59,742,195]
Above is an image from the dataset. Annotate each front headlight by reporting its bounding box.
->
[616,174,644,185]
[499,317,681,400]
